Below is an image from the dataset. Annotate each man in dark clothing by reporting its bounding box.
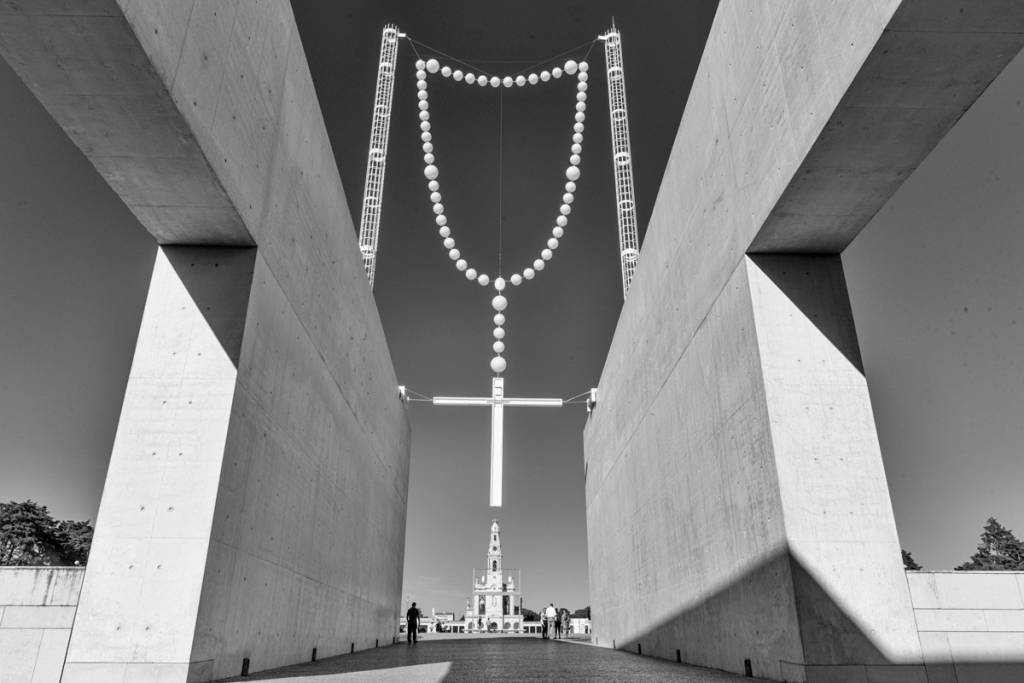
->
[406,602,421,644]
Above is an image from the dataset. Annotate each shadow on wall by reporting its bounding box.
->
[164,246,256,368]
[612,551,1024,683]
[748,254,864,373]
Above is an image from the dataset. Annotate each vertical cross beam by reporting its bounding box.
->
[601,25,641,299]
[358,25,401,289]
[490,377,504,506]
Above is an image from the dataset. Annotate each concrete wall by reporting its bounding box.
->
[584,2,1024,682]
[0,1,410,681]
[0,568,84,683]
[909,572,1024,683]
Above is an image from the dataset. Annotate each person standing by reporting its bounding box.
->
[406,602,421,644]
[544,603,557,639]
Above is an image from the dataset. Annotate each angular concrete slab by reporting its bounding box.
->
[0,2,411,681]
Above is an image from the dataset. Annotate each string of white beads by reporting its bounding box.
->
[416,56,589,374]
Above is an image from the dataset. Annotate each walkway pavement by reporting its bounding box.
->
[220,637,771,682]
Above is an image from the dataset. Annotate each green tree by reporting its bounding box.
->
[571,606,591,618]
[57,519,94,565]
[0,500,94,566]
[902,549,922,570]
[955,517,1024,570]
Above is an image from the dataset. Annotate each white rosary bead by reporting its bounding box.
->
[541,249,553,260]
[494,277,506,291]
[432,203,444,215]
[565,181,576,192]
[426,58,439,74]
[564,60,578,75]
[490,76,500,87]
[448,248,460,260]
[510,274,523,286]
[503,76,513,88]
[563,192,574,204]
[456,259,468,271]
[435,215,447,226]
[552,67,563,78]
[540,70,550,81]
[415,59,425,70]
[494,313,506,325]
[566,166,580,181]
[515,75,526,86]
[552,227,564,238]
[424,164,438,180]
[528,73,539,85]
[579,61,589,72]
[466,73,476,84]
[548,238,559,250]
[439,226,450,237]
[428,180,439,191]
[523,268,535,280]
[441,65,452,78]
[453,70,464,81]
[466,268,478,280]
[490,356,507,373]
[443,237,455,249]
[556,215,568,227]
[478,274,490,286]
[430,191,441,203]
[493,340,505,353]
[533,259,545,271]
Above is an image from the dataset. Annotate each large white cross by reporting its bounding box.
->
[432,377,562,507]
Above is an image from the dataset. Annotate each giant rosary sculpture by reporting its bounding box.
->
[357,25,639,506]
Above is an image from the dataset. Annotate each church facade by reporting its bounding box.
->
[464,520,523,632]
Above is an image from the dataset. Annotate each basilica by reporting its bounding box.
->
[463,520,524,632]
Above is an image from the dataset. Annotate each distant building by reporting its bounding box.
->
[464,519,523,632]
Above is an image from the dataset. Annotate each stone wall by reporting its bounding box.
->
[909,571,1024,683]
[0,567,84,683]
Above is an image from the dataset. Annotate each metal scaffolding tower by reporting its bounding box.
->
[601,25,641,299]
[357,25,401,289]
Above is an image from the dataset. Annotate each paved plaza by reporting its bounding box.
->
[220,638,769,682]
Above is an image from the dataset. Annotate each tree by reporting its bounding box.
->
[571,606,591,619]
[0,500,94,566]
[956,517,1024,571]
[902,549,922,570]
[57,519,94,566]
[521,608,540,621]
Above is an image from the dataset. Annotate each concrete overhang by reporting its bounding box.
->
[750,0,1024,254]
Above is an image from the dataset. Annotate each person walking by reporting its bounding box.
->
[406,602,421,644]
[544,603,557,640]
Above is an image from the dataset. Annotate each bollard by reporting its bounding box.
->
[676,649,681,663]
[240,657,250,677]
[311,647,317,662]
[745,658,753,677]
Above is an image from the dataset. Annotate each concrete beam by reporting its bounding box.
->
[585,1,1024,680]
[753,0,1024,252]
[0,2,411,680]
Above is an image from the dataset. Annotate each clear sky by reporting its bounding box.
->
[1,1,1022,618]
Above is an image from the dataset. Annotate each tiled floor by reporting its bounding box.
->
[220,637,769,682]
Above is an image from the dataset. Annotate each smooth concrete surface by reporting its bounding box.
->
[908,571,1024,683]
[0,2,410,681]
[0,567,84,683]
[584,1,1024,682]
